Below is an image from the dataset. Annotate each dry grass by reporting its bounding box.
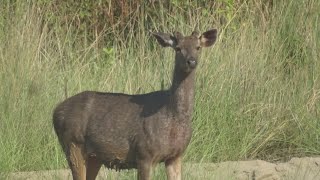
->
[0,0,320,174]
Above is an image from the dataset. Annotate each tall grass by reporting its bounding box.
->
[0,0,319,174]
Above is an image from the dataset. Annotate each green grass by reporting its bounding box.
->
[0,0,320,177]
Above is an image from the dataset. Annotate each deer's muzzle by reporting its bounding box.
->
[187,59,197,69]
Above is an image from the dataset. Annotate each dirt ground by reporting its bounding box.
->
[4,157,320,180]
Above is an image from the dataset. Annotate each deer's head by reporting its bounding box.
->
[153,29,217,73]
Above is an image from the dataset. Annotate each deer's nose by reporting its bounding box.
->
[187,59,197,68]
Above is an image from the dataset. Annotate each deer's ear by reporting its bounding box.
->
[200,29,217,47]
[152,32,177,47]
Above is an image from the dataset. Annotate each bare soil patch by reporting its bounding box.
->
[4,157,320,180]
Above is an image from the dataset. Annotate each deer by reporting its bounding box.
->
[53,28,217,180]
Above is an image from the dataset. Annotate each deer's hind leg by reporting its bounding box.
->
[67,143,87,180]
[86,156,102,180]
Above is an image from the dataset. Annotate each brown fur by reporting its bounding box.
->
[53,29,217,180]
[165,156,182,180]
[69,143,86,180]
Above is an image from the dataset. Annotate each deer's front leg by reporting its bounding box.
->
[137,159,153,180]
[165,156,182,180]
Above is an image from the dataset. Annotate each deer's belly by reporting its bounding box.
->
[85,138,138,169]
[103,159,137,170]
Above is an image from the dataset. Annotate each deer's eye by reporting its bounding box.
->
[196,46,201,50]
[175,47,181,52]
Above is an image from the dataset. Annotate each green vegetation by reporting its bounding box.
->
[0,0,319,176]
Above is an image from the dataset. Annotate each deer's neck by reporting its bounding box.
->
[169,65,196,118]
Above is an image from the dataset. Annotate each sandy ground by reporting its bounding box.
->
[3,157,320,180]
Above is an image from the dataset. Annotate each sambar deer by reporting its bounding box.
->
[53,29,217,180]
